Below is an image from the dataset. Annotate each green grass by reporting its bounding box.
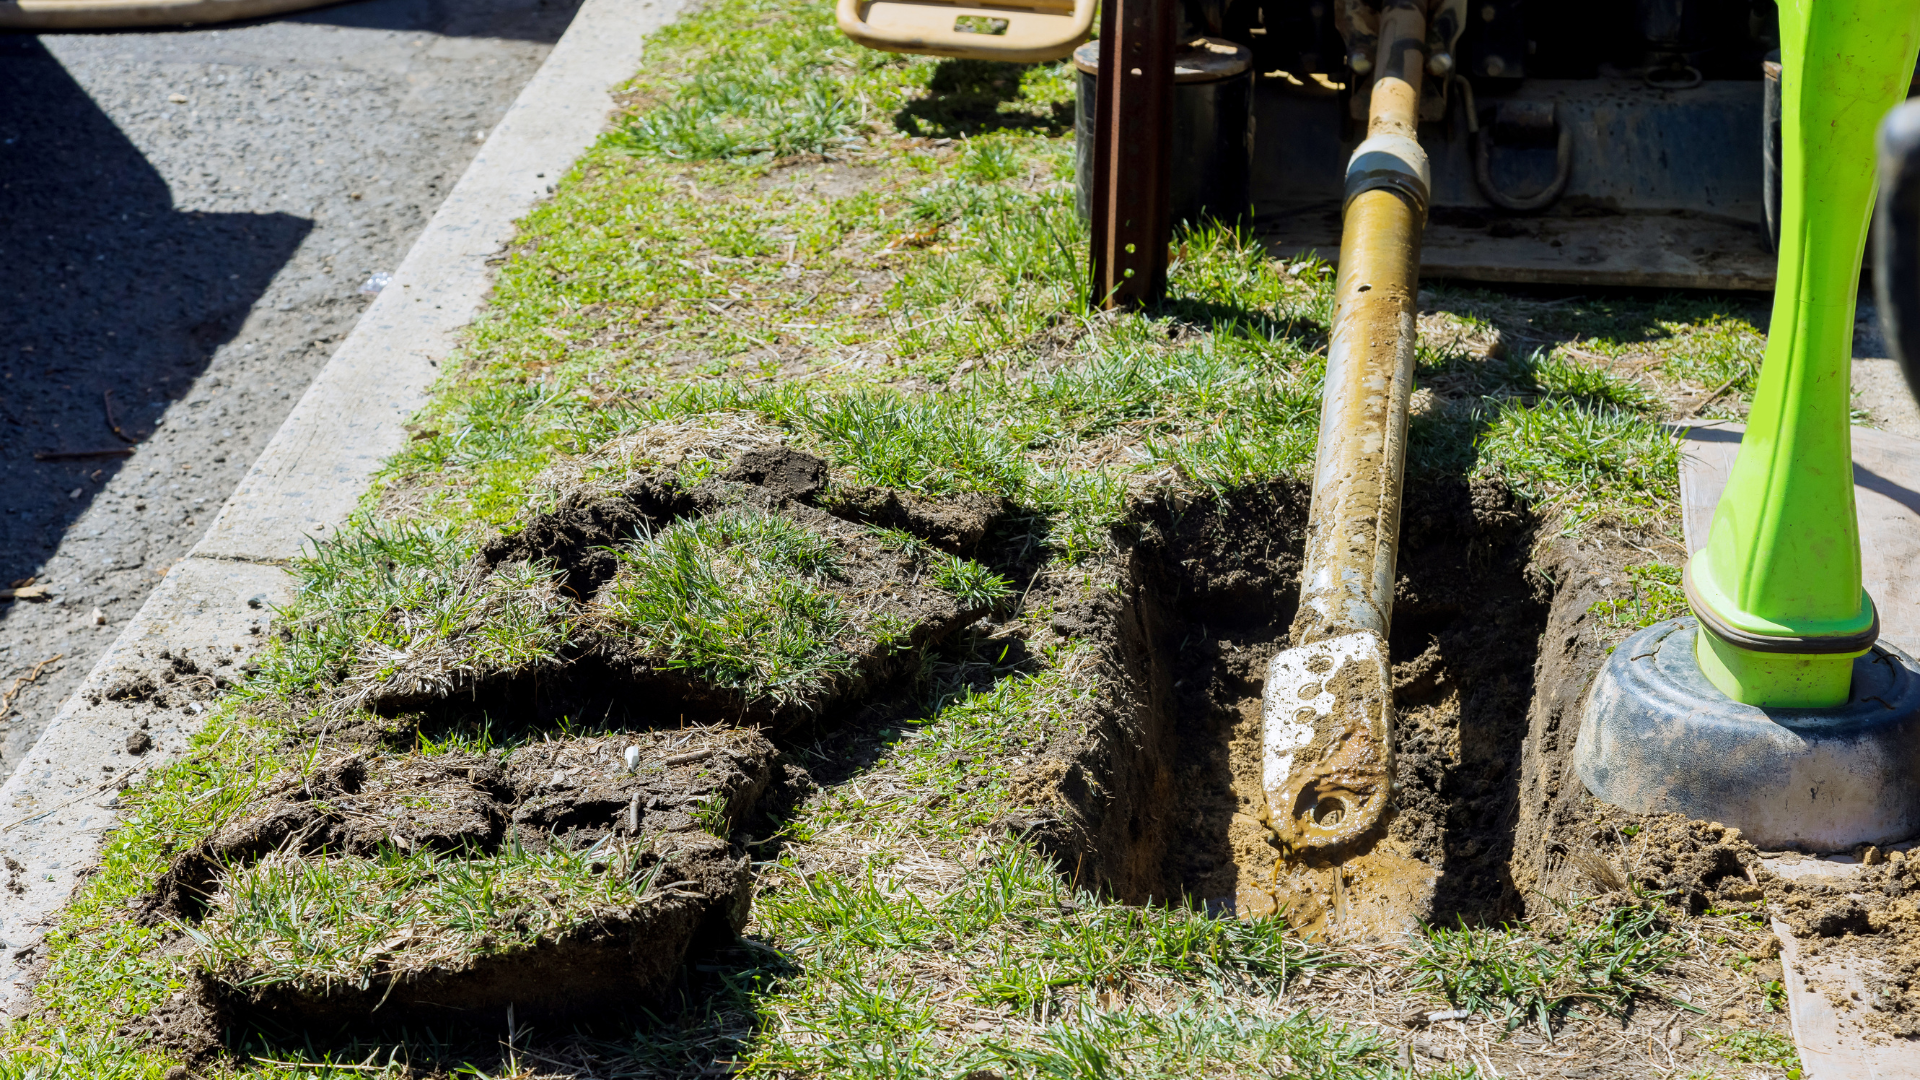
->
[1590,562,1689,630]
[1413,897,1686,1036]
[187,840,664,994]
[604,506,862,706]
[931,552,1015,607]
[1475,399,1682,530]
[740,843,1353,1075]
[5,0,1801,1071]
[1698,1028,1802,1078]
[260,520,573,707]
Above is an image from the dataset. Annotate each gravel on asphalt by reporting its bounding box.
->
[0,0,583,785]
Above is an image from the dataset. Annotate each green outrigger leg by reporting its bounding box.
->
[1687,0,1920,707]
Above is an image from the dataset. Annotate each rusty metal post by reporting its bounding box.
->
[1088,0,1175,309]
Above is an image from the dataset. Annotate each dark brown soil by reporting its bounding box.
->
[825,485,1012,555]
[1006,476,1550,926]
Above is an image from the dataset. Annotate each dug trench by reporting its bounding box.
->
[104,436,1920,1059]
[1011,475,1553,931]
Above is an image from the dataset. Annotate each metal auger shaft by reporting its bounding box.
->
[1263,0,1430,852]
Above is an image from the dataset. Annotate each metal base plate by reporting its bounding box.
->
[1262,209,1775,290]
[1250,76,1777,289]
[1574,618,1920,851]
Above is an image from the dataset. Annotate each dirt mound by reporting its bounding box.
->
[1764,854,1920,1035]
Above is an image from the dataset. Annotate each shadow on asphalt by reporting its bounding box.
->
[0,36,310,585]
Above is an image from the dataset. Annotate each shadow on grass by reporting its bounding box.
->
[1420,283,1772,400]
[225,935,794,1079]
[1156,294,1331,353]
[895,59,1075,138]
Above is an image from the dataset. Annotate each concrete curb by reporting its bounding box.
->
[0,0,682,1017]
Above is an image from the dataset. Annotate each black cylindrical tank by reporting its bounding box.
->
[1074,37,1254,229]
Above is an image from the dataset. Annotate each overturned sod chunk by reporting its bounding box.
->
[505,725,793,845]
[139,752,512,921]
[587,496,1004,724]
[285,528,577,716]
[192,833,744,1026]
[319,440,1006,727]
[601,507,857,707]
[167,727,789,1029]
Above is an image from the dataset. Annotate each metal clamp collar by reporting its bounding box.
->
[1344,132,1431,217]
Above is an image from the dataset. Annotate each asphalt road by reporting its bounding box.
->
[0,0,583,786]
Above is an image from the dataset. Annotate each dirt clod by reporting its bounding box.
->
[828,485,1010,555]
[721,445,827,503]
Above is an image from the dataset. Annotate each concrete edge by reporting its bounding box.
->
[1773,918,1920,1079]
[0,0,684,1017]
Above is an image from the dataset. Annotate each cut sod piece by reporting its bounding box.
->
[331,436,1010,728]
[167,726,792,1029]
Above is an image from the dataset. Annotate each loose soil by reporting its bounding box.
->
[114,435,1920,1067]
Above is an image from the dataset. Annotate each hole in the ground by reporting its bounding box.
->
[1014,476,1549,931]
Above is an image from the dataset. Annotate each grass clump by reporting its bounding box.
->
[261,521,574,708]
[931,553,1013,607]
[1698,1028,1802,1078]
[1414,897,1686,1036]
[1590,562,1688,630]
[604,506,857,705]
[0,1039,186,1080]
[186,841,661,993]
[1476,399,1681,530]
[1518,348,1656,410]
[793,391,1034,497]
